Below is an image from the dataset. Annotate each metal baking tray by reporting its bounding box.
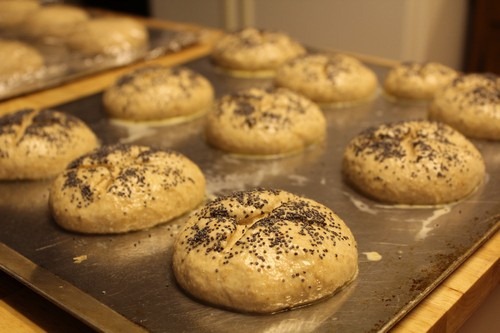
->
[0,56,498,333]
[0,19,199,101]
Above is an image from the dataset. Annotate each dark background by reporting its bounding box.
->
[77,0,151,16]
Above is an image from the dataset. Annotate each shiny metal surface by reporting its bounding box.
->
[0,27,198,101]
[0,57,499,333]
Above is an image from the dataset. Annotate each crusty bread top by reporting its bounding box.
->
[211,27,306,71]
[206,87,326,155]
[0,39,44,77]
[103,65,214,121]
[0,108,99,180]
[173,188,358,313]
[23,5,90,41]
[342,120,485,204]
[66,17,148,56]
[49,144,206,233]
[275,53,378,103]
[384,61,458,100]
[429,73,500,140]
[62,144,197,206]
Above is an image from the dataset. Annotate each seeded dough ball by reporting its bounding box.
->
[342,120,485,205]
[275,53,378,105]
[0,108,99,180]
[172,188,358,313]
[66,17,148,56]
[429,73,500,140]
[49,144,206,234]
[23,5,90,42]
[383,62,458,101]
[0,39,44,79]
[205,87,326,156]
[211,27,306,77]
[103,66,214,122]
[0,0,40,30]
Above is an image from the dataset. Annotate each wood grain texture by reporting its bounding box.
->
[0,274,92,332]
[392,230,499,333]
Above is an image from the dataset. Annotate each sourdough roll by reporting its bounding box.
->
[0,108,99,180]
[66,17,148,57]
[383,62,458,101]
[23,4,90,42]
[429,73,500,140]
[205,87,326,156]
[211,27,306,77]
[49,144,206,234]
[0,39,44,79]
[103,66,214,122]
[342,120,485,205]
[275,53,378,105]
[0,0,40,30]
[172,188,358,313]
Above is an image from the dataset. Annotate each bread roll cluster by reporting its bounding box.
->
[2,21,496,319]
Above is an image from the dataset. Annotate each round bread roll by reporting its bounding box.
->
[23,5,90,42]
[0,108,99,180]
[211,27,306,77]
[103,66,214,122]
[172,188,358,313]
[275,53,378,105]
[49,144,206,234]
[342,120,485,205]
[429,73,500,140]
[0,0,40,30]
[0,39,44,79]
[66,17,148,57]
[383,62,458,101]
[205,87,326,156]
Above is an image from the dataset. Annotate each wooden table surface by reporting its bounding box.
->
[0,13,498,333]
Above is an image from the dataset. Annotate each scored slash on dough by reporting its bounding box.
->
[225,211,271,250]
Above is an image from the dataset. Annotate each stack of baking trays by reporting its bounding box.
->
[0,20,498,333]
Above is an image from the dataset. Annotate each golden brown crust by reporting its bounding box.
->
[49,144,206,234]
[172,188,358,313]
[205,87,326,156]
[0,108,99,180]
[103,66,214,121]
[428,73,500,140]
[275,53,378,104]
[342,120,485,205]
